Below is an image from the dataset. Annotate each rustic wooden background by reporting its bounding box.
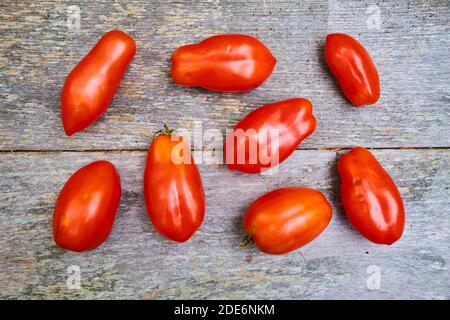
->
[0,0,448,299]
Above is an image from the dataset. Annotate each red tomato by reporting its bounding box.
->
[338,147,405,244]
[224,98,316,173]
[61,30,136,136]
[144,126,206,242]
[242,187,332,255]
[325,33,380,106]
[172,34,276,92]
[53,160,122,252]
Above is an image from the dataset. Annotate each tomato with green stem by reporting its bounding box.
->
[242,187,332,255]
[144,125,206,242]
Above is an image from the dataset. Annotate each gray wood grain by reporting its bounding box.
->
[0,0,449,150]
[0,0,449,300]
[0,149,448,299]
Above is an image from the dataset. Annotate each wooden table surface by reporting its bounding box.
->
[0,1,449,299]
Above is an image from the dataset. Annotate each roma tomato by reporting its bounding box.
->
[53,160,122,252]
[338,147,405,244]
[61,30,136,136]
[172,34,276,92]
[144,125,205,242]
[325,33,380,106]
[242,187,332,255]
[224,98,316,173]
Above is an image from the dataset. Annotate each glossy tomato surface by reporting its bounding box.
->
[225,98,316,173]
[325,33,380,106]
[144,130,205,242]
[61,30,136,136]
[172,34,276,92]
[53,160,122,252]
[243,187,332,255]
[338,147,405,244]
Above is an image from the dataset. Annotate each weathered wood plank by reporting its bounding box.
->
[1,0,449,150]
[0,149,448,299]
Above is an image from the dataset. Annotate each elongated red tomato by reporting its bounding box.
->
[61,30,136,136]
[144,126,205,242]
[325,33,380,106]
[225,98,316,173]
[172,34,276,92]
[242,187,332,255]
[53,160,122,252]
[338,147,405,244]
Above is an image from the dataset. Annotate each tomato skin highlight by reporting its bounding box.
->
[338,147,405,244]
[53,160,122,252]
[243,187,332,255]
[225,98,316,173]
[172,34,276,92]
[61,30,136,136]
[325,33,380,107]
[144,133,206,242]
